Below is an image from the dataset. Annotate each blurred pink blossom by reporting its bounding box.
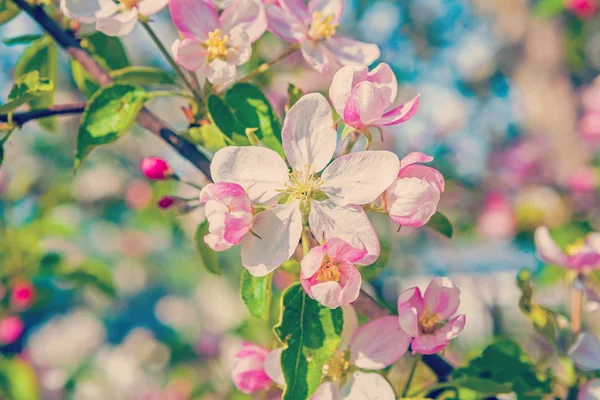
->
[568,166,598,193]
[477,192,516,239]
[0,315,24,344]
[232,343,277,394]
[565,0,597,19]
[534,226,600,271]
[10,281,36,311]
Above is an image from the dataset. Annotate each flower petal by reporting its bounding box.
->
[324,238,366,263]
[340,372,396,400]
[579,379,600,400]
[385,177,441,227]
[349,316,411,369]
[343,81,388,128]
[411,335,449,355]
[220,0,267,42]
[329,65,368,116]
[339,263,362,306]
[320,151,400,206]
[399,152,434,170]
[399,163,445,192]
[137,0,169,15]
[436,314,466,341]
[301,40,335,73]
[568,333,600,371]
[309,201,380,265]
[96,9,138,36]
[534,226,569,266]
[172,38,208,71]
[372,95,420,126]
[265,3,306,42]
[206,58,238,87]
[300,245,326,281]
[323,36,380,68]
[339,305,358,351]
[169,0,220,40]
[280,0,309,21]
[241,201,302,276]
[307,0,344,24]
[310,281,343,309]
[211,146,288,203]
[423,277,461,320]
[367,63,398,109]
[397,303,419,337]
[264,348,285,386]
[397,287,425,315]
[226,30,252,66]
[60,0,116,23]
[312,382,341,400]
[587,233,600,252]
[282,93,337,172]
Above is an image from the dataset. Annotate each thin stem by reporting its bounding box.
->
[402,355,420,397]
[343,131,359,155]
[301,227,310,257]
[572,277,584,336]
[172,175,203,191]
[140,20,201,100]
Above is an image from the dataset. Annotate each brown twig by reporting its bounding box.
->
[0,102,86,125]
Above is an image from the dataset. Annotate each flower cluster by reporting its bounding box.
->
[0,281,35,345]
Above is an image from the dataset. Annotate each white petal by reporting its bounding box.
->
[321,151,400,206]
[172,38,207,71]
[96,10,138,37]
[312,382,341,400]
[264,348,285,386]
[301,40,336,73]
[138,0,169,15]
[282,93,337,173]
[568,333,600,371]
[308,0,344,23]
[205,58,238,87]
[211,146,288,203]
[329,65,368,116]
[61,0,116,23]
[323,37,380,68]
[241,202,302,276]
[338,305,359,351]
[220,0,267,42]
[309,201,380,265]
[579,379,600,400]
[340,372,396,400]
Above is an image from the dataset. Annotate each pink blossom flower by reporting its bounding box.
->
[477,192,515,239]
[169,0,266,86]
[381,152,444,227]
[232,343,277,394]
[10,281,35,311]
[565,0,597,19]
[534,226,600,272]
[211,93,400,276]
[0,315,24,344]
[569,332,600,371]
[60,0,168,36]
[579,380,600,400]
[397,277,466,355]
[330,63,419,133]
[568,166,598,193]
[580,113,600,143]
[264,306,410,399]
[263,0,380,72]
[140,157,172,180]
[300,238,366,309]
[199,182,254,251]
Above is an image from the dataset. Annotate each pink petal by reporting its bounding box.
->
[567,251,600,270]
[372,95,420,126]
[399,164,445,192]
[587,233,600,252]
[324,238,367,263]
[423,277,461,320]
[226,30,252,66]
[340,372,395,400]
[322,36,380,68]
[199,182,252,212]
[169,0,220,40]
[307,0,343,24]
[138,0,169,15]
[329,66,368,117]
[265,3,306,42]
[436,314,466,341]
[300,245,326,282]
[211,146,289,203]
[343,81,388,128]
[282,93,337,173]
[534,226,569,267]
[338,262,362,306]
[279,0,309,22]
[568,333,600,370]
[399,152,434,170]
[310,281,343,309]
[339,305,359,351]
[264,348,285,386]
[301,40,335,73]
[205,58,238,86]
[367,63,398,109]
[309,201,380,266]
[223,212,253,244]
[220,0,267,42]
[204,233,233,251]
[384,177,441,227]
[349,316,411,369]
[397,286,425,315]
[320,151,400,206]
[232,343,272,394]
[579,379,600,400]
[311,382,341,400]
[241,201,302,276]
[397,303,419,337]
[411,335,449,355]
[171,38,208,71]
[96,9,138,36]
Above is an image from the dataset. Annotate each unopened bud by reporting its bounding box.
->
[140,157,173,180]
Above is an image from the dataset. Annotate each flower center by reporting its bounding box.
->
[204,29,230,61]
[308,12,338,41]
[566,238,586,255]
[285,165,323,202]
[419,310,440,334]
[317,258,340,282]
[120,0,140,9]
[324,352,349,381]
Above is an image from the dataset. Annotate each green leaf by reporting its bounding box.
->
[286,83,304,113]
[452,339,553,397]
[3,34,43,46]
[425,212,454,238]
[188,124,228,152]
[111,66,176,86]
[56,259,116,297]
[534,0,565,18]
[14,35,58,130]
[0,71,53,113]
[224,83,284,157]
[274,283,343,400]
[206,95,250,145]
[0,358,39,400]
[241,269,272,321]
[75,84,149,167]
[517,268,557,344]
[194,220,221,275]
[0,0,20,25]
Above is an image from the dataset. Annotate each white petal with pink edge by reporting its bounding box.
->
[423,277,461,320]
[169,0,220,40]
[568,333,600,371]
[171,39,207,71]
[220,0,267,42]
[349,316,410,370]
[339,372,396,400]
[137,0,169,15]
[534,226,569,267]
[323,36,380,68]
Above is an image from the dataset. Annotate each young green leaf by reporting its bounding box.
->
[56,259,117,297]
[0,0,20,25]
[241,269,272,321]
[14,35,58,130]
[0,357,39,400]
[75,84,149,168]
[206,95,250,145]
[534,0,565,18]
[274,283,343,400]
[194,220,221,275]
[0,71,53,113]
[516,268,557,344]
[188,124,228,152]
[425,212,454,238]
[2,34,42,46]
[286,83,304,112]
[110,66,177,86]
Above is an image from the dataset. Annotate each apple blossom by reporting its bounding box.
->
[379,152,445,227]
[263,0,380,72]
[565,0,597,19]
[568,333,600,399]
[211,93,400,276]
[300,238,365,309]
[169,0,267,86]
[397,277,466,355]
[140,157,172,180]
[10,281,35,310]
[199,182,254,251]
[329,64,419,137]
[0,315,24,344]
[232,342,278,394]
[534,226,600,272]
[60,0,168,36]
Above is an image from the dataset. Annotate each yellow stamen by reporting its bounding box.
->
[204,29,230,61]
[120,0,140,9]
[308,12,338,41]
[317,258,341,282]
[284,164,323,202]
[419,310,440,334]
[324,352,349,381]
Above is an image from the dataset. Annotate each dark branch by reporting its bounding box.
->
[0,103,85,125]
[11,0,212,180]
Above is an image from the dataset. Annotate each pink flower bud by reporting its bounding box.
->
[10,281,35,310]
[140,157,172,180]
[566,0,597,18]
[568,166,598,193]
[232,343,273,394]
[157,197,175,209]
[0,316,24,344]
[382,153,445,227]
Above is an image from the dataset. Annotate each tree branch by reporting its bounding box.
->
[11,0,212,180]
[0,102,85,125]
